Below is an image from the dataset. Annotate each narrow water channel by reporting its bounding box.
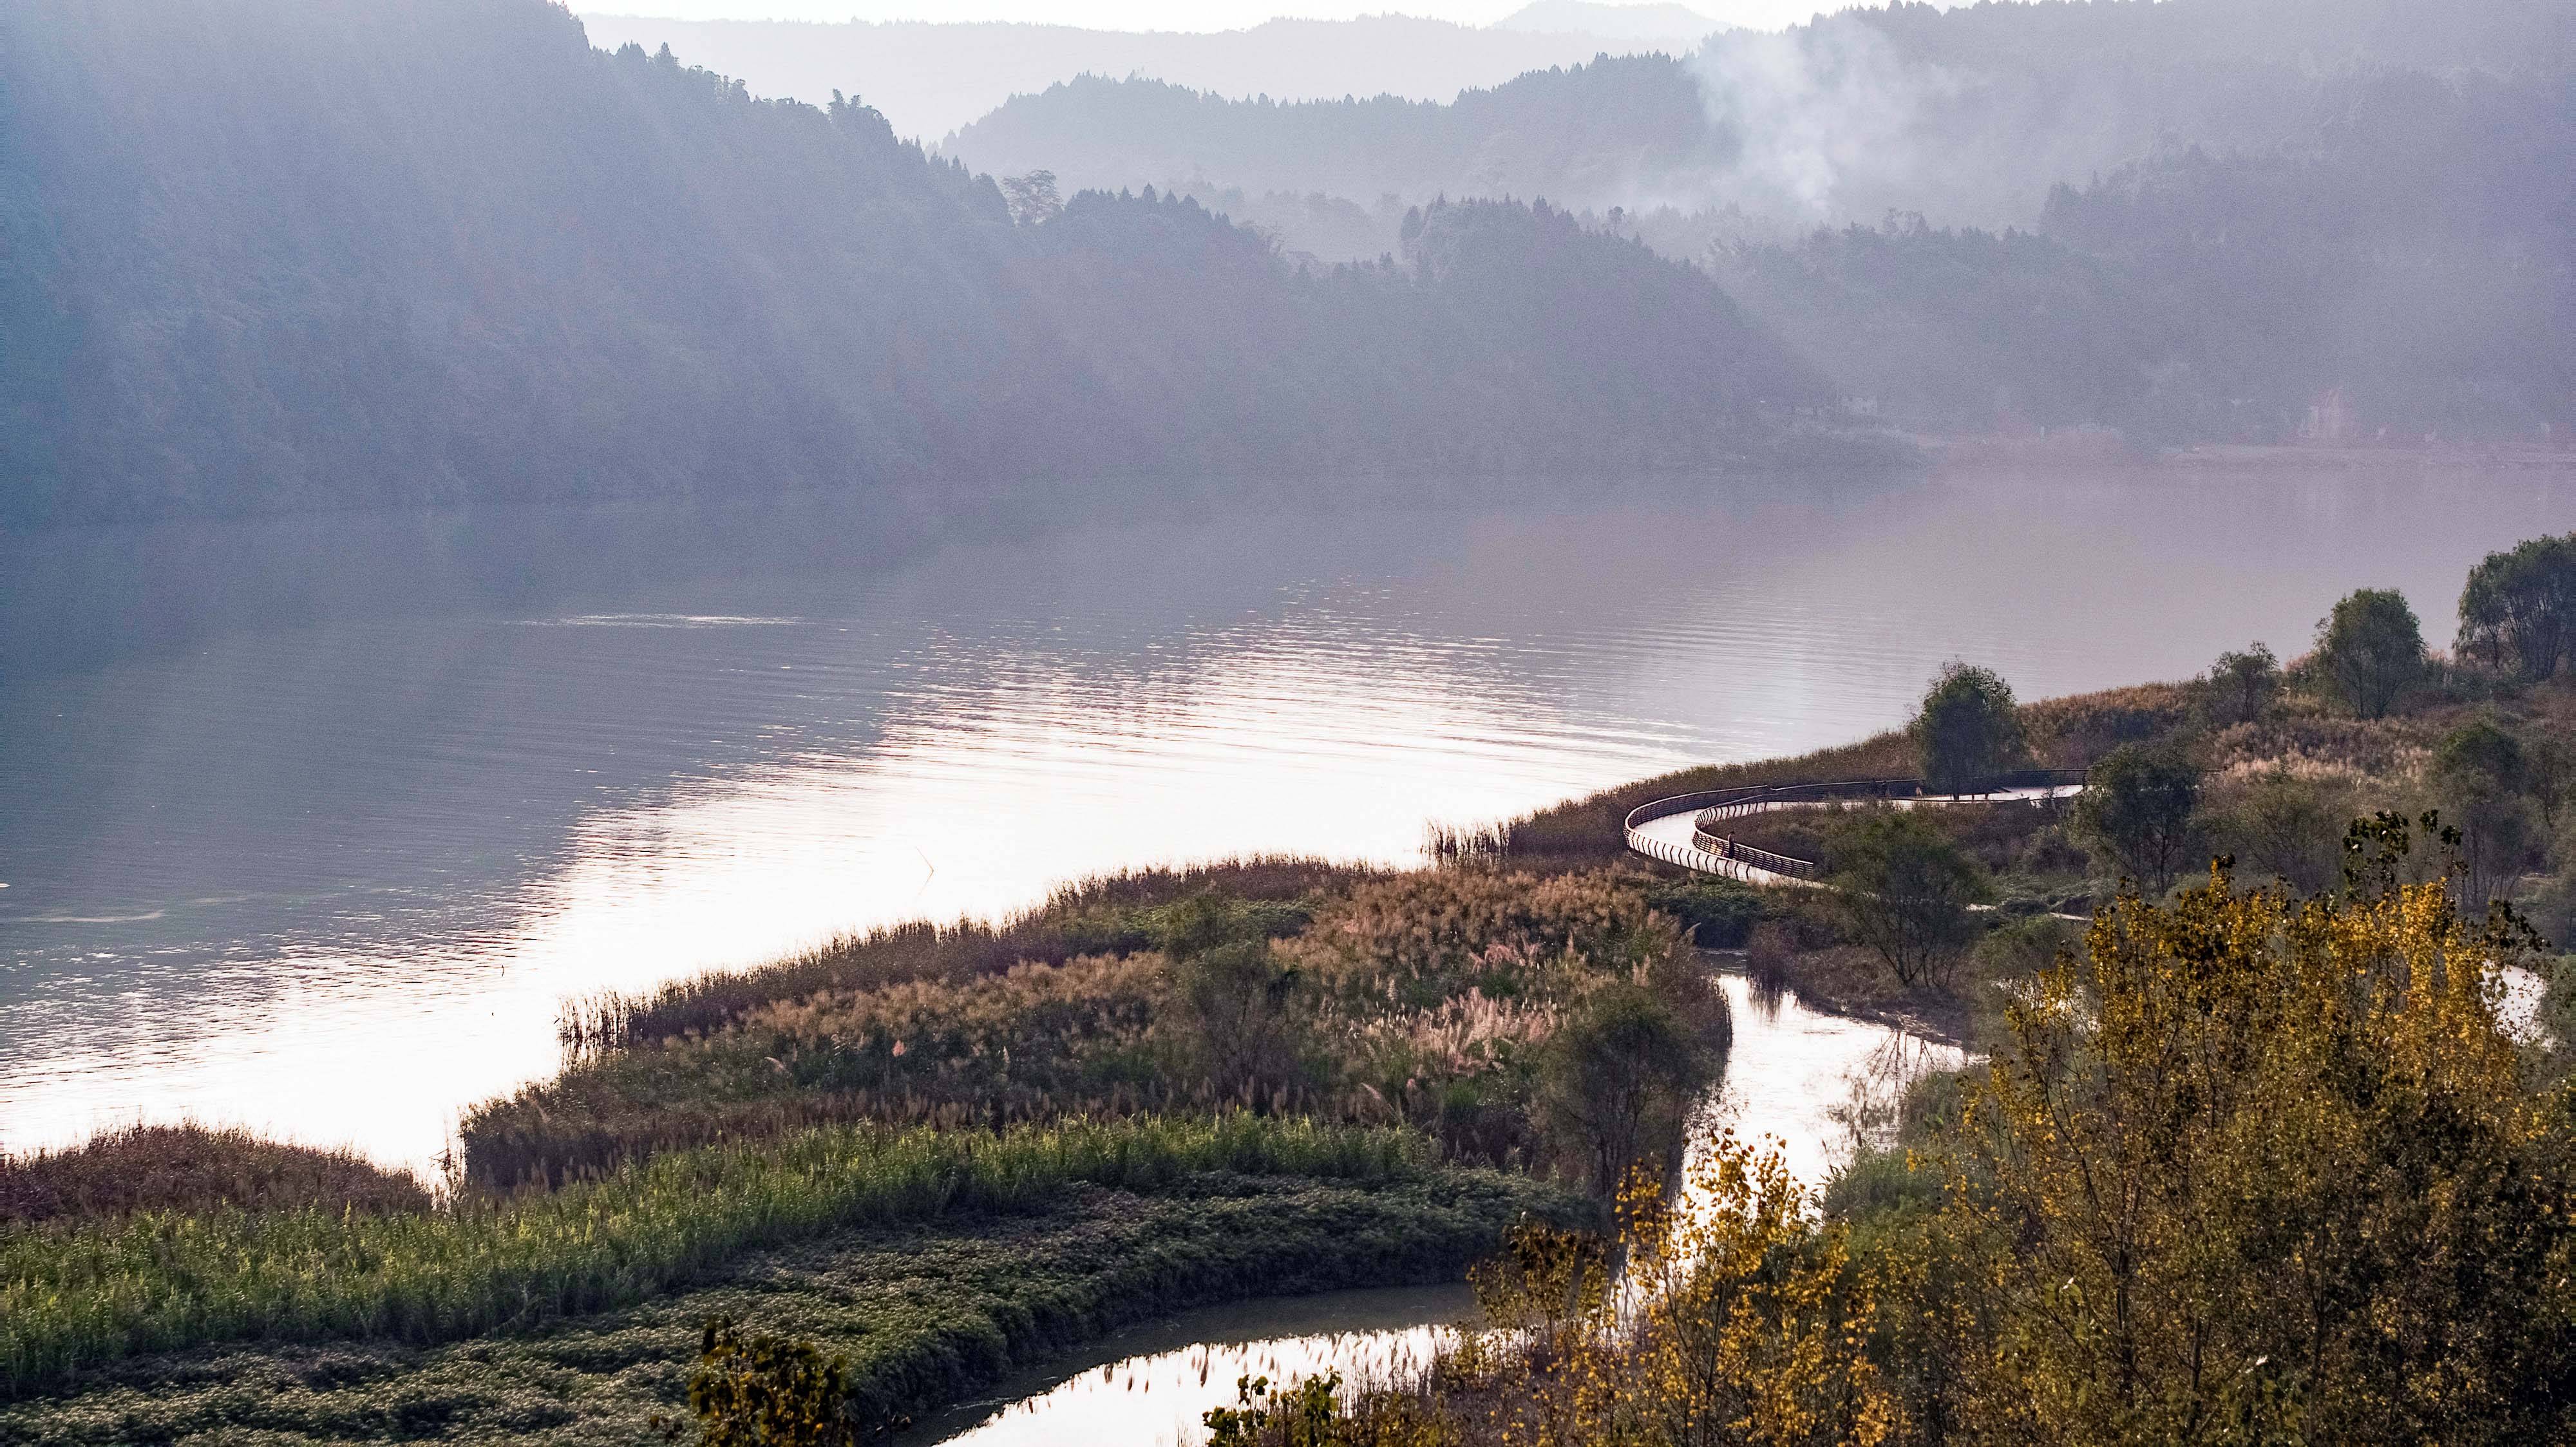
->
[919,971,1963,1446]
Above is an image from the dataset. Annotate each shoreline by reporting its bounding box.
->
[1927,433,2576,474]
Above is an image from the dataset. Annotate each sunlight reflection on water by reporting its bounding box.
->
[2,469,2567,1169]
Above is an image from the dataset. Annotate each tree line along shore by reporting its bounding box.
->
[4,532,2574,1445]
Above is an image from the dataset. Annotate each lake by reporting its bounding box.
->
[3,462,2569,1169]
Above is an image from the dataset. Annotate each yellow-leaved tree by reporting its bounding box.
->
[1619,1138,1897,1447]
[1404,1137,1893,1447]
[1937,844,2574,1445]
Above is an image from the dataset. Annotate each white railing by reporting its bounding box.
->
[1624,770,2084,882]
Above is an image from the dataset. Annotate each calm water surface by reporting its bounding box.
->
[3,466,2568,1168]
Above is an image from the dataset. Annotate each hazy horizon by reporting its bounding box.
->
[574,7,1734,137]
[573,1,1824,34]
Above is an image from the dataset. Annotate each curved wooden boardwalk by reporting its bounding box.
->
[1625,773,2084,886]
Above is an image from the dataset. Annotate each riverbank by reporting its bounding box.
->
[0,855,1681,1435]
[1926,431,2576,475]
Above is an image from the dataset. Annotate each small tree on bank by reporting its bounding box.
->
[1910,661,2024,794]
[2434,717,2535,911]
[2071,742,2204,895]
[1823,811,1988,990]
[1539,983,1707,1196]
[2221,766,2347,895]
[2206,641,2282,724]
[2315,587,2427,719]
[2458,531,2576,681]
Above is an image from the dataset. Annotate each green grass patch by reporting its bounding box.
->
[0,1168,1578,1444]
[0,1115,1426,1400]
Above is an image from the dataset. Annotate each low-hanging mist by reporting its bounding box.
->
[0,0,1861,532]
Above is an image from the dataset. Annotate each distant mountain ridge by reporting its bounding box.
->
[943,0,2576,231]
[946,57,1719,218]
[1497,1,1727,43]
[575,11,1711,141]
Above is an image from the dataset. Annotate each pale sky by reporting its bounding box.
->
[581,3,1874,33]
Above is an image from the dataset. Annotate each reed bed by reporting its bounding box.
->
[0,1123,430,1224]
[480,869,1727,1190]
[560,857,1352,1053]
[0,1114,1423,1399]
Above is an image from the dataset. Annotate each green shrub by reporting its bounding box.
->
[677,1317,857,1447]
[2210,766,2353,896]
[2070,742,2204,894]
[1822,812,1990,989]
[1911,661,2025,793]
[1643,876,1766,947]
[2436,717,2540,908]
[1537,984,1712,1195]
[2315,587,2428,719]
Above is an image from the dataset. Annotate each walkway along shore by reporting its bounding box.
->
[1624,773,2086,885]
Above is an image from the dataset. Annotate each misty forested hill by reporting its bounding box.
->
[947,0,2573,231]
[947,0,2573,446]
[949,58,1720,220]
[0,0,1839,529]
[1716,67,2576,442]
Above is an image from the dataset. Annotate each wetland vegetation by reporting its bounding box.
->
[8,535,2575,1444]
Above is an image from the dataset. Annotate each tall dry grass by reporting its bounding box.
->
[0,1124,429,1224]
[559,856,1355,1053]
[469,869,1721,1189]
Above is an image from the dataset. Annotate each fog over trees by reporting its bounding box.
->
[6,0,2571,531]
[947,0,2573,444]
[946,0,2573,232]
[0,0,1840,529]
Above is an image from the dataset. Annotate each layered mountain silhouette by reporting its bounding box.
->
[0,0,1842,528]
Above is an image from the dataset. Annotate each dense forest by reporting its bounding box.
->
[0,0,1841,529]
[8,0,2573,525]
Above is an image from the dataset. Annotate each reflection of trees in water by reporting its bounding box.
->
[1824,1030,1951,1176]
[1743,921,1793,1019]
